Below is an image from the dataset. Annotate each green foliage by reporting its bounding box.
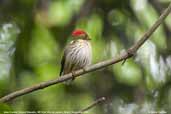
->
[28,24,58,66]
[0,0,171,114]
[0,23,19,95]
[0,103,12,114]
[113,59,142,86]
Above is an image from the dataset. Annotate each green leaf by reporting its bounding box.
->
[0,103,12,114]
[113,59,142,86]
[0,23,19,94]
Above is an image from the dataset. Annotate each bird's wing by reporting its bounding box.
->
[59,41,76,76]
[59,54,65,76]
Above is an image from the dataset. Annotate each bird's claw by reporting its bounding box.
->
[71,71,76,81]
[82,67,87,72]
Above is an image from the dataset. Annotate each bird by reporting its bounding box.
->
[59,29,92,84]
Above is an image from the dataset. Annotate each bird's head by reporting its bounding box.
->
[71,29,91,40]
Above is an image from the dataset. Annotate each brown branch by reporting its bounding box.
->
[75,97,106,114]
[0,2,171,103]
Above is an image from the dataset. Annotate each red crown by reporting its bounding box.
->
[72,29,86,37]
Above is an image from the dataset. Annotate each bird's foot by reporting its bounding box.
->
[71,71,76,81]
[82,67,86,72]
[82,67,89,73]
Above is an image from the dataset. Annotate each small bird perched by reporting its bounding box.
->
[59,29,92,83]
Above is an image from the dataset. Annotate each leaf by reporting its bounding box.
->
[0,103,13,114]
[0,23,19,94]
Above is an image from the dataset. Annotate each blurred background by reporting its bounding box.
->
[0,0,171,113]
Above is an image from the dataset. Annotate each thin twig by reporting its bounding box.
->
[130,1,171,52]
[75,97,106,114]
[0,2,171,103]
